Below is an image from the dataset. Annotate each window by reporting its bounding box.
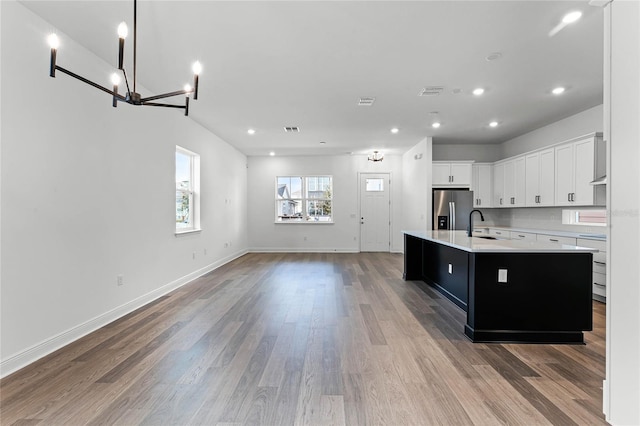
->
[276,176,332,222]
[562,209,607,227]
[176,146,200,233]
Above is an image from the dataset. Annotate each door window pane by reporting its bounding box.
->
[366,178,384,192]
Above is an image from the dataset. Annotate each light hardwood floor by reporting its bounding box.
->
[0,252,607,425]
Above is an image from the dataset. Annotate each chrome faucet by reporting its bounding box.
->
[467,209,485,237]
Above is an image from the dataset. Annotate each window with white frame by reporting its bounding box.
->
[276,176,332,222]
[562,209,607,227]
[176,146,200,232]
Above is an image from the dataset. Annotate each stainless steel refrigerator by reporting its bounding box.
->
[432,189,474,231]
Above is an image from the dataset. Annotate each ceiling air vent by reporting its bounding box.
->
[358,97,376,106]
[418,86,445,97]
[284,126,300,133]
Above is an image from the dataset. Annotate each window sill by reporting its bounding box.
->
[175,228,202,236]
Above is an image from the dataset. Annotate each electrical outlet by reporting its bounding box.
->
[117,275,124,286]
[498,269,508,283]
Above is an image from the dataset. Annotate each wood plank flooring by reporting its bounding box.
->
[0,252,607,425]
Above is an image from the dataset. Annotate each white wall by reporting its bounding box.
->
[605,1,640,423]
[500,105,603,158]
[432,143,501,162]
[402,138,432,234]
[0,1,248,376]
[247,154,404,253]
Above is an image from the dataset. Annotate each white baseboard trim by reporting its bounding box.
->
[0,249,248,379]
[249,247,359,253]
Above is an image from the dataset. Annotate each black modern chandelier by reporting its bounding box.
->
[48,0,201,116]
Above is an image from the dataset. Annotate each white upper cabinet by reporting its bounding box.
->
[525,148,555,206]
[503,157,526,207]
[493,162,506,207]
[554,134,605,206]
[432,161,473,187]
[472,163,493,207]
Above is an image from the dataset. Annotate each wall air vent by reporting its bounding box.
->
[284,127,300,133]
[358,97,376,106]
[419,86,445,96]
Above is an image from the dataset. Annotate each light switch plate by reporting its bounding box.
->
[448,264,452,274]
[498,269,508,283]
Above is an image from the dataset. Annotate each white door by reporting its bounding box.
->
[360,173,390,252]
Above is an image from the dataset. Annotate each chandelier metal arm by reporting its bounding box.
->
[56,65,118,97]
[121,69,132,98]
[141,89,193,103]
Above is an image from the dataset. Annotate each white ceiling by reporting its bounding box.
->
[22,1,604,156]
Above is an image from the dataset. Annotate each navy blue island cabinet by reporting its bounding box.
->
[403,231,594,344]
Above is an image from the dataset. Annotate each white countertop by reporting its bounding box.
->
[475,226,607,241]
[403,230,599,253]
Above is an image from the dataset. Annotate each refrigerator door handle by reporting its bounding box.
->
[450,202,456,230]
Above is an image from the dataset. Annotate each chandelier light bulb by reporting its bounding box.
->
[192,61,203,75]
[117,22,129,39]
[432,122,441,128]
[489,121,499,128]
[562,11,582,24]
[111,73,121,86]
[184,84,192,92]
[552,87,566,95]
[472,88,485,96]
[48,33,60,49]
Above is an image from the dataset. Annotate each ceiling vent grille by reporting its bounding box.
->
[418,86,445,97]
[358,97,376,106]
[284,126,300,133]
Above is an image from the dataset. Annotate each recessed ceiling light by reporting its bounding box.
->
[319,141,326,144]
[269,151,275,156]
[432,122,441,129]
[489,121,499,128]
[486,52,502,61]
[390,127,399,134]
[552,87,566,95]
[562,11,582,24]
[247,128,256,135]
[472,88,485,96]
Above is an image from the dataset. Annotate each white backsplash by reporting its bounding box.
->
[475,207,607,235]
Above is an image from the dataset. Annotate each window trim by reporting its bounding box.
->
[175,146,201,234]
[275,175,333,224]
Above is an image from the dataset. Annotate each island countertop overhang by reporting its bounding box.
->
[403,230,598,253]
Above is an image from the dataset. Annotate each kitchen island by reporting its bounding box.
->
[403,230,596,344]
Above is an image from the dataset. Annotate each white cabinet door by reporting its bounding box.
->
[504,160,515,206]
[432,163,452,186]
[450,163,472,186]
[525,148,555,206]
[513,156,526,207]
[493,162,505,207]
[525,153,540,206]
[573,138,596,205]
[538,148,555,206]
[472,164,493,207]
[555,143,575,205]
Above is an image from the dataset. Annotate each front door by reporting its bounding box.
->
[360,173,391,252]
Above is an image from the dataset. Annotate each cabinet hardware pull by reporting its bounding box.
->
[519,235,525,238]
[500,198,503,205]
[550,239,559,242]
[594,283,606,287]
[568,193,571,202]
[594,261,606,265]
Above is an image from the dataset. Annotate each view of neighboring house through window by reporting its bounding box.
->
[276,176,332,222]
[176,146,200,232]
